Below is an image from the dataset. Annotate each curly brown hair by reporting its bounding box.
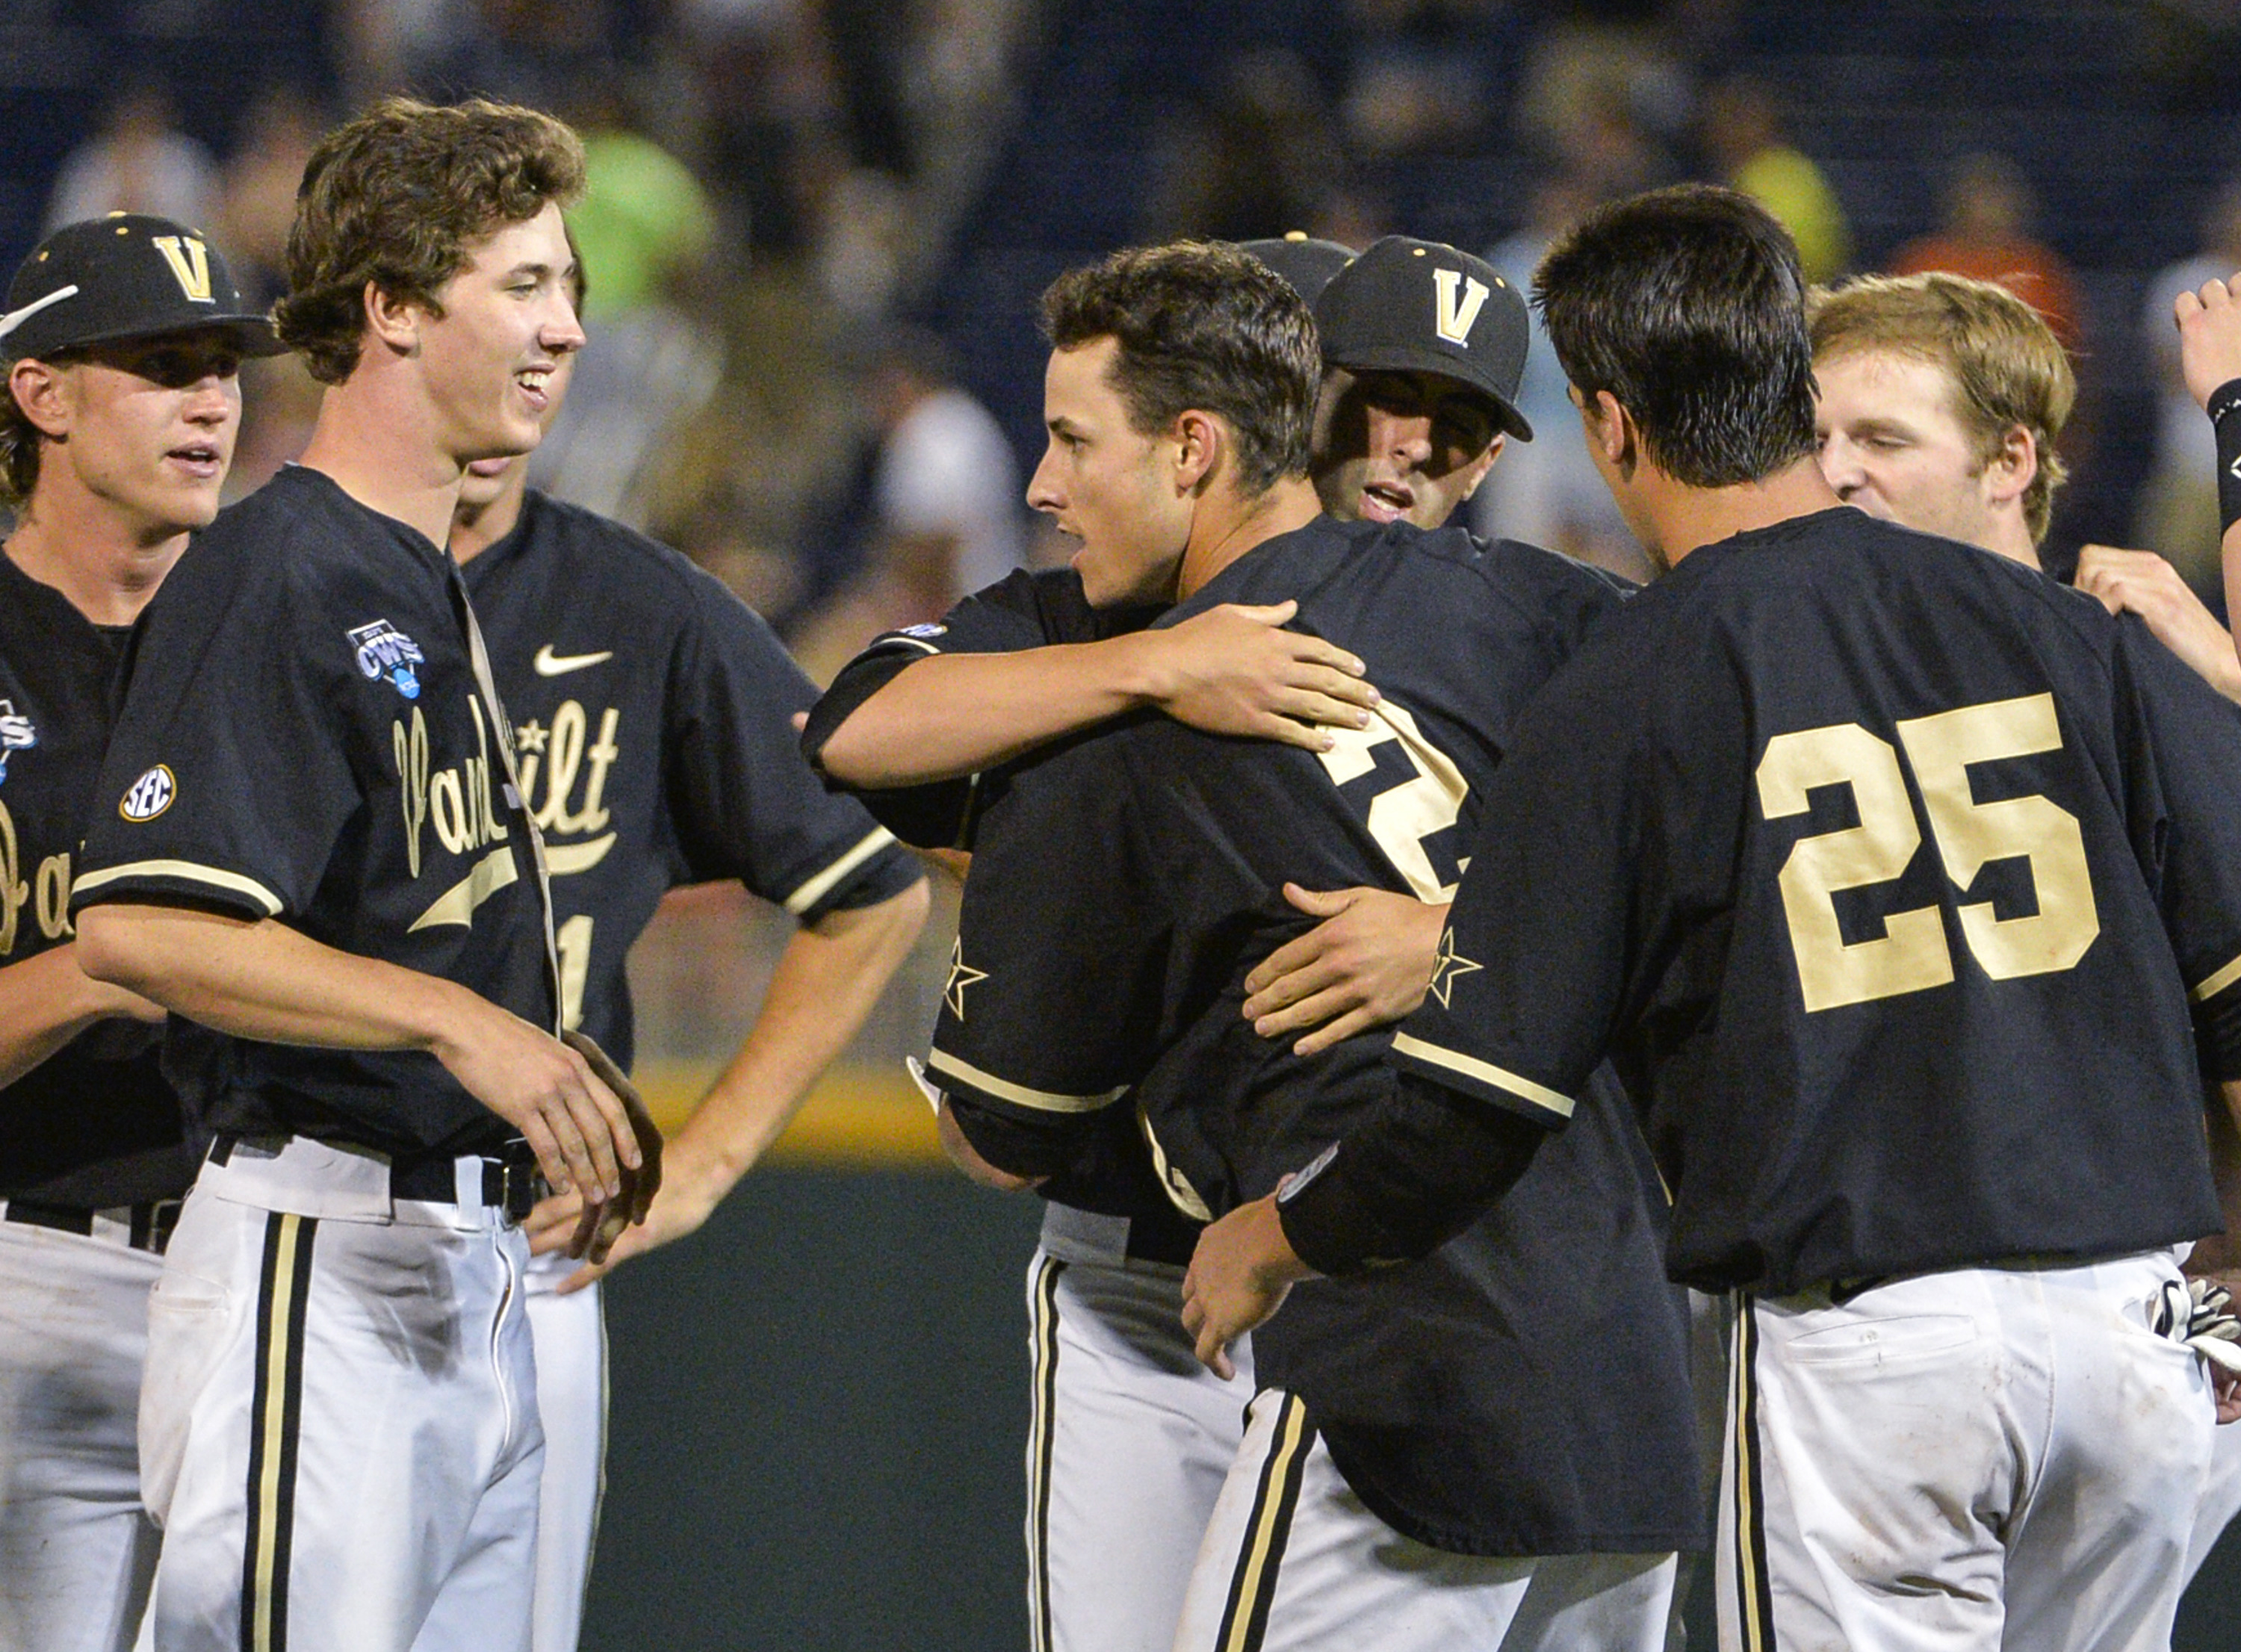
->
[275,96,585,385]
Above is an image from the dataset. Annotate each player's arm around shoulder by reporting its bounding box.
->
[807,571,1379,789]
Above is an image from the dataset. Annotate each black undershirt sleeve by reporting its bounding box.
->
[943,1093,1100,1180]
[1274,1071,1550,1276]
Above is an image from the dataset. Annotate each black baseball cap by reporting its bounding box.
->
[1314,235,1534,442]
[0,213,283,364]
[1237,234,1357,308]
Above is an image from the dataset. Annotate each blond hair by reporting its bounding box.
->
[1808,271,2074,544]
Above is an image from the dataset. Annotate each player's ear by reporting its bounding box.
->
[1459,432,1506,502]
[1587,390,1640,481]
[362,280,424,358]
[8,358,69,438]
[1173,408,1223,494]
[1983,423,2036,508]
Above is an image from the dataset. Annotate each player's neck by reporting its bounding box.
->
[450,473,529,565]
[1652,459,1844,568]
[1978,510,2042,571]
[296,371,474,549]
[4,482,189,627]
[1176,475,1322,600]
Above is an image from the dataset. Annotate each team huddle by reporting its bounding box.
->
[4,90,2241,1652]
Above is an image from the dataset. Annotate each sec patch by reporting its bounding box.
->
[120,765,176,822]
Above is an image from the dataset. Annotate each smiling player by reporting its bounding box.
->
[0,214,284,1652]
[71,100,657,1652]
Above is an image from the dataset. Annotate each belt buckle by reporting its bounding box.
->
[482,1158,542,1226]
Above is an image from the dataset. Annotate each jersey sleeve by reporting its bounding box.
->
[2111,618,2241,1078]
[1386,645,1654,1128]
[72,545,362,922]
[666,571,920,919]
[798,568,1132,851]
[920,731,1169,1179]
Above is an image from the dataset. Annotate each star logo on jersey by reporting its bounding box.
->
[0,699,34,786]
[534,645,613,677]
[515,719,549,755]
[348,620,424,700]
[943,940,988,1019]
[1426,928,1482,1009]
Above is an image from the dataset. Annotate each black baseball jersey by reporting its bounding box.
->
[1394,507,2241,1297]
[0,553,191,1206]
[926,517,1703,1557]
[805,565,1191,1257]
[72,465,556,1160]
[459,488,920,1067]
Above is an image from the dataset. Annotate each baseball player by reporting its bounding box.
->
[1184,184,2241,1652]
[1809,269,2241,1590]
[0,216,283,1652]
[803,236,1575,1652]
[445,335,929,1651]
[919,240,1695,1652]
[69,99,656,1652]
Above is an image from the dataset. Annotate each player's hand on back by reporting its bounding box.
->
[1144,600,1378,751]
[1242,886,1448,1055]
[2175,273,2241,410]
[430,1000,649,1213]
[2074,546,2241,703]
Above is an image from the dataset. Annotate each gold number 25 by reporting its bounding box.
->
[1755,692,2100,1012]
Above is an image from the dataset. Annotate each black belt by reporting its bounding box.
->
[2,1197,181,1255]
[209,1134,546,1226]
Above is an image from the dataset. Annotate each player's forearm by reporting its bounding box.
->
[1277,1072,1549,1275]
[816,639,1168,787]
[669,881,930,1188]
[74,902,487,1056]
[0,946,142,1089]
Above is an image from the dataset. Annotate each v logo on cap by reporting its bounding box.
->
[152,236,214,303]
[1433,269,1490,347]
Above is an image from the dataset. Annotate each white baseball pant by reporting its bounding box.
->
[1174,1388,1678,1652]
[138,1138,543,1652]
[2183,1408,2241,1583]
[0,1214,164,1652]
[1718,1251,2213,1652]
[1026,1204,1255,1652]
[521,1249,606,1652]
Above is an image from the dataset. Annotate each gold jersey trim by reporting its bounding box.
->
[783,826,899,916]
[2192,948,2241,1004]
[921,1048,1128,1115]
[71,858,284,917]
[1388,1031,1575,1121]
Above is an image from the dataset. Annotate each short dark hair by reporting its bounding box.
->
[276,96,585,385]
[1534,184,1819,488]
[1039,241,1317,494]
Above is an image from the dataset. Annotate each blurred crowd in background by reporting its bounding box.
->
[10,0,2241,1076]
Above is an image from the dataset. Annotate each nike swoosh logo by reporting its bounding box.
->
[534,645,613,677]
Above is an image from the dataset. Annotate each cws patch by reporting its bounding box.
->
[349,621,424,701]
[0,698,33,784]
[120,765,176,822]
